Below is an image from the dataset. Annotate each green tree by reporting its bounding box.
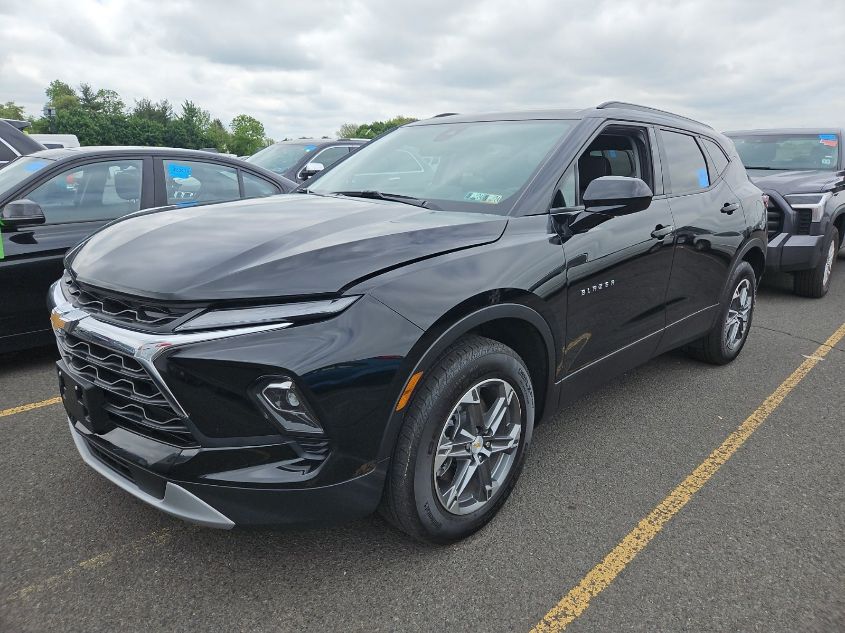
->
[206,118,231,152]
[132,99,172,125]
[229,114,267,155]
[45,80,79,111]
[337,122,359,138]
[0,101,26,120]
[344,116,418,139]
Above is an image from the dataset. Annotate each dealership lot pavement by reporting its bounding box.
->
[1,271,843,633]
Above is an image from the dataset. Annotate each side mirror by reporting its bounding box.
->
[583,176,653,215]
[1,199,46,230]
[300,162,325,179]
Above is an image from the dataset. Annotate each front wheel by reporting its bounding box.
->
[380,335,534,543]
[794,227,839,298]
[686,260,757,365]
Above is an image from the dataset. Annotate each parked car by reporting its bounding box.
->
[28,134,81,149]
[0,119,46,167]
[246,138,366,183]
[0,147,295,353]
[48,102,765,542]
[724,128,844,297]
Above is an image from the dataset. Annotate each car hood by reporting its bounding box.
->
[68,194,507,301]
[747,168,845,196]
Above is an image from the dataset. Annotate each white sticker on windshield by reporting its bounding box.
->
[464,191,503,204]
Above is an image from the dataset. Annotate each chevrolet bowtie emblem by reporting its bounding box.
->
[50,311,67,331]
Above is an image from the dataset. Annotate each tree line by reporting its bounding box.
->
[1,81,421,154]
[1,80,273,155]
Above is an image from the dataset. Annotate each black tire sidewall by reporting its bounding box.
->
[410,348,534,542]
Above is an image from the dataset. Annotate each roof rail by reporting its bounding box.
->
[595,101,711,129]
[433,112,459,118]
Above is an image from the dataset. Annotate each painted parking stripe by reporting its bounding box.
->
[530,320,845,633]
[0,397,61,418]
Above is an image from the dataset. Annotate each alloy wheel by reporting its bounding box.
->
[725,278,753,351]
[433,378,522,516]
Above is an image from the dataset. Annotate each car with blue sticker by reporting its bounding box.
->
[246,138,366,183]
[725,128,845,297]
[0,146,295,353]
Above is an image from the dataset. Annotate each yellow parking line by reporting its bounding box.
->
[7,528,173,602]
[0,397,61,418]
[530,320,845,633]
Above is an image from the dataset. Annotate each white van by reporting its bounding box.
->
[29,134,80,149]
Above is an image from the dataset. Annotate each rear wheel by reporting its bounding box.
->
[794,227,838,298]
[686,261,756,365]
[380,335,534,543]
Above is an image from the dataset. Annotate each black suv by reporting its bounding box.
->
[725,129,844,297]
[0,119,45,167]
[49,103,766,542]
[246,138,366,183]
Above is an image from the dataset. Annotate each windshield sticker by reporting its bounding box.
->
[304,145,317,151]
[819,134,838,147]
[697,168,710,188]
[465,191,503,204]
[822,158,832,165]
[167,163,192,179]
[608,150,617,158]
[24,160,49,173]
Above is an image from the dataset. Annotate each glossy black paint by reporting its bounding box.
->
[0,147,295,353]
[52,104,767,527]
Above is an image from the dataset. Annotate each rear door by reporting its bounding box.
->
[0,156,151,347]
[153,157,282,207]
[658,129,746,348]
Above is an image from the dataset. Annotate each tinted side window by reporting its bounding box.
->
[164,160,239,205]
[242,172,281,198]
[309,147,349,170]
[660,130,710,194]
[0,141,17,163]
[700,137,730,176]
[27,160,143,223]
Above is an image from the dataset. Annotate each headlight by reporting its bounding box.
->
[257,377,324,435]
[785,192,831,223]
[175,296,360,332]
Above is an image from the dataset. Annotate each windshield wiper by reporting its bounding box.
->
[744,166,784,170]
[330,190,431,208]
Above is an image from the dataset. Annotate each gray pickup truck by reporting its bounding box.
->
[725,128,844,297]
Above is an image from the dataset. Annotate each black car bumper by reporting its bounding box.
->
[766,232,824,272]
[49,281,422,528]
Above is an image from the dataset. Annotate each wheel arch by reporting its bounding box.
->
[376,296,558,462]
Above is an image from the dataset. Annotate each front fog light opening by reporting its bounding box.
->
[259,378,324,435]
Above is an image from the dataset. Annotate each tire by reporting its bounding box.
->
[686,261,756,365]
[380,335,535,543]
[794,227,838,298]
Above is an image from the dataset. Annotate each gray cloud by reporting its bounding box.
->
[0,0,842,140]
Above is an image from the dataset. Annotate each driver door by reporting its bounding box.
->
[555,124,675,391]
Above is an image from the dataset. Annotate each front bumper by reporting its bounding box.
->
[49,279,422,527]
[766,232,824,272]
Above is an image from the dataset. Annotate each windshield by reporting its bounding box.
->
[307,119,575,214]
[728,133,840,171]
[0,156,54,195]
[246,143,315,173]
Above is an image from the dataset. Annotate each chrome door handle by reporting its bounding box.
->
[721,202,739,215]
[651,224,675,239]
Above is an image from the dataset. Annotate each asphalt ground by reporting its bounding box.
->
[1,269,843,632]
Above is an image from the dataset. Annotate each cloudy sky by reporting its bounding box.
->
[1,0,843,139]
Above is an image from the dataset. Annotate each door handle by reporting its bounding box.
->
[721,202,739,215]
[651,224,675,239]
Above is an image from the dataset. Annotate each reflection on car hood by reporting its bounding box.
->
[68,194,507,301]
[747,168,845,195]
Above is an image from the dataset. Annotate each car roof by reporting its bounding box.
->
[0,120,47,154]
[724,128,844,137]
[406,102,718,136]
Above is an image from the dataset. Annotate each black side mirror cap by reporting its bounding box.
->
[583,176,653,215]
[1,199,46,230]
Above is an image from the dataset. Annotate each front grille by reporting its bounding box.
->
[57,329,198,447]
[766,203,783,236]
[795,209,812,235]
[63,273,198,330]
